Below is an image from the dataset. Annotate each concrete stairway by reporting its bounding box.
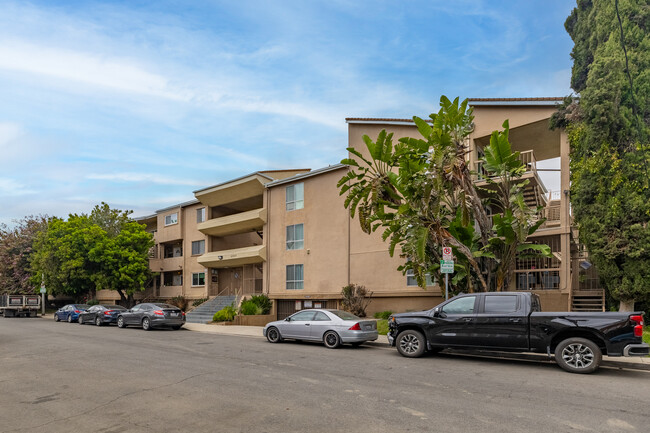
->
[186,295,237,324]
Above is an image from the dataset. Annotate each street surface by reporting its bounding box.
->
[1,317,648,433]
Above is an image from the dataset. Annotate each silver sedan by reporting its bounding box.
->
[263,309,378,348]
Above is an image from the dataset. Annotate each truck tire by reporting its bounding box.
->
[554,337,602,374]
[396,329,426,358]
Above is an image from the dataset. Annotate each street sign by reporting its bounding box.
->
[440,259,454,273]
[39,287,46,294]
[442,247,453,260]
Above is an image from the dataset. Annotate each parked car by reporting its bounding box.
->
[387,292,649,374]
[263,309,378,348]
[116,303,185,330]
[78,305,127,326]
[54,304,90,323]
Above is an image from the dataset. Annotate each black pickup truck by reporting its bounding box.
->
[387,292,648,373]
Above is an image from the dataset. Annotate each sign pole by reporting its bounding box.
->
[445,273,448,301]
[40,275,46,316]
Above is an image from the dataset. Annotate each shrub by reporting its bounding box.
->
[249,294,272,314]
[213,304,237,322]
[240,300,263,316]
[373,310,393,320]
[169,296,188,311]
[192,297,208,307]
[341,283,373,317]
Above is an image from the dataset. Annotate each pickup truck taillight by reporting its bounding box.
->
[630,315,644,337]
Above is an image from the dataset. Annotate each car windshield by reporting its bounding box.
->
[154,303,177,309]
[328,310,359,320]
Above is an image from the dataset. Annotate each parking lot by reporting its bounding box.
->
[1,317,649,433]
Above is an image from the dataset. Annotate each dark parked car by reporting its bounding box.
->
[388,292,649,373]
[54,304,90,323]
[117,303,185,330]
[78,305,127,326]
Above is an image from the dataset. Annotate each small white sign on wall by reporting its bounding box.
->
[295,300,302,310]
[304,300,312,308]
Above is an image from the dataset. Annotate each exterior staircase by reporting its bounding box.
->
[185,295,237,324]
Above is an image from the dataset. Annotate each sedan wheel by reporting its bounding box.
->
[266,327,282,343]
[554,337,601,374]
[323,331,340,349]
[117,316,126,328]
[78,316,84,325]
[67,314,72,323]
[396,330,425,358]
[142,317,151,331]
[54,314,60,322]
[95,316,103,326]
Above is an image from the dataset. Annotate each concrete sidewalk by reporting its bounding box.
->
[182,322,650,371]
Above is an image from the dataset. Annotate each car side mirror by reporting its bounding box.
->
[432,308,440,317]
[285,317,292,322]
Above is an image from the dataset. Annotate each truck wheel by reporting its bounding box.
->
[396,330,426,358]
[554,337,602,374]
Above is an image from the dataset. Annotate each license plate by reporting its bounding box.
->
[170,312,178,317]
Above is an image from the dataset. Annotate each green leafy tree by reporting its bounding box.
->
[339,96,550,295]
[555,0,650,310]
[31,204,154,306]
[0,215,50,294]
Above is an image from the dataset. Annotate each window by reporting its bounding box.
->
[442,296,476,315]
[286,224,304,250]
[197,208,206,223]
[191,240,205,255]
[192,272,205,286]
[164,244,182,258]
[289,311,315,321]
[286,264,304,290]
[484,295,518,313]
[406,269,435,286]
[164,212,178,226]
[286,183,304,211]
[313,312,331,321]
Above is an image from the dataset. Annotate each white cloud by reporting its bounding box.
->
[0,177,37,196]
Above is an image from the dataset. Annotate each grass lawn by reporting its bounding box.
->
[644,327,649,345]
[377,319,389,336]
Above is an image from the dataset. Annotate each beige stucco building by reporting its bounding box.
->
[98,97,603,318]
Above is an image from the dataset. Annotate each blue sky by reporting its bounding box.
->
[0,0,575,225]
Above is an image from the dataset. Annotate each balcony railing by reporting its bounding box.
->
[475,150,538,180]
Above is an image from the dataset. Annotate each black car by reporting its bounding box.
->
[78,305,127,326]
[116,303,185,330]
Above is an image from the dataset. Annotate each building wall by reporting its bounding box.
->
[267,169,350,300]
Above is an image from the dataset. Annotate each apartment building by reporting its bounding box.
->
[98,97,602,316]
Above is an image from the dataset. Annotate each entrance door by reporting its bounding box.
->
[217,267,243,296]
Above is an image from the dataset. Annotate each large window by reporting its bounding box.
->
[406,269,434,286]
[191,240,205,255]
[286,264,304,290]
[286,224,304,250]
[163,271,183,286]
[164,212,178,226]
[286,183,304,211]
[164,243,182,258]
[197,208,206,223]
[192,272,205,287]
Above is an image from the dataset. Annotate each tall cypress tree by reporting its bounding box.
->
[556,0,650,310]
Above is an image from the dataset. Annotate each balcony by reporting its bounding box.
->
[475,150,539,181]
[198,208,267,237]
[198,245,266,268]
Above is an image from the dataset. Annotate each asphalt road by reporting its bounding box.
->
[1,317,648,433]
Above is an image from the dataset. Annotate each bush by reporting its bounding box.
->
[341,283,373,317]
[213,304,237,322]
[169,296,188,311]
[373,310,393,320]
[240,300,263,316]
[249,294,272,314]
[192,297,208,307]
[376,319,389,336]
